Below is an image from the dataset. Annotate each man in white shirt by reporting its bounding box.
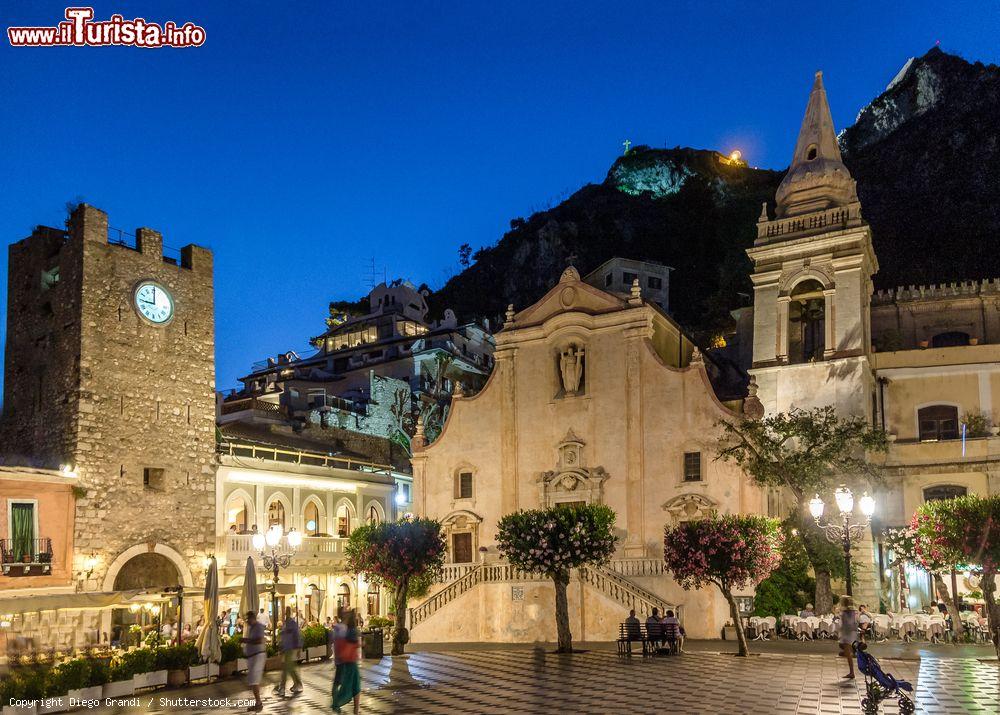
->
[258,607,270,629]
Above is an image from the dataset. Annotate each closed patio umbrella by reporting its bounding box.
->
[239,556,259,618]
[196,556,222,663]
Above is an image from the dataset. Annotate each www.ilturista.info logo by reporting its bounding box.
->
[8,7,206,48]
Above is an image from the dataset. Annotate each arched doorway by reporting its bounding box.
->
[112,552,182,646]
[337,583,351,611]
[267,499,286,528]
[303,500,321,536]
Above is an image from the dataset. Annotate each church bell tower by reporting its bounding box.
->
[747,71,879,419]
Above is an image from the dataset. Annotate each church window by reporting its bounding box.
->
[931,331,970,348]
[683,452,702,482]
[455,472,473,500]
[604,272,613,287]
[806,145,818,160]
[918,405,959,442]
[622,271,637,286]
[647,276,662,290]
[923,485,967,502]
[788,279,826,364]
[143,467,166,491]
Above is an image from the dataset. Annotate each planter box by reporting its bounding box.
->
[3,704,38,715]
[68,686,103,703]
[102,678,135,699]
[218,661,236,678]
[36,701,67,715]
[188,663,219,682]
[235,658,248,673]
[263,655,282,672]
[305,645,327,661]
[166,669,187,688]
[133,669,168,690]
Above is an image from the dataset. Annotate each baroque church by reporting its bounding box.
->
[409,71,1000,641]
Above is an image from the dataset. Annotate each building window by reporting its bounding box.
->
[788,279,826,364]
[8,501,37,562]
[622,271,638,287]
[367,584,380,616]
[397,482,412,504]
[604,272,613,287]
[923,485,968,502]
[683,452,702,482]
[304,501,320,536]
[368,504,381,525]
[336,504,352,538]
[455,472,473,500]
[452,532,473,563]
[931,332,970,348]
[337,583,351,610]
[918,405,959,441]
[143,467,166,491]
[267,499,286,528]
[647,276,662,290]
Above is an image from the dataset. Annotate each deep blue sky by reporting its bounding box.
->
[2,1,999,392]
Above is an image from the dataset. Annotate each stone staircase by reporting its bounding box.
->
[409,559,679,628]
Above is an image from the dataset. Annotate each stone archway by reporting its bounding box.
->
[101,543,194,641]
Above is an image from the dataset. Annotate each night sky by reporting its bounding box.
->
[2,1,998,392]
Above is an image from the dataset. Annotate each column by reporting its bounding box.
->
[497,349,519,514]
[776,296,791,362]
[823,288,836,359]
[623,332,645,557]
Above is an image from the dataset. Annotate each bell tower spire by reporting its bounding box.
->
[774,71,858,218]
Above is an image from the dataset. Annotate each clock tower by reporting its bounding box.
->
[1,203,216,602]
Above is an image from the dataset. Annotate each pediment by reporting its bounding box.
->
[509,269,626,329]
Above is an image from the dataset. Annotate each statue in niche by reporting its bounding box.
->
[559,345,585,395]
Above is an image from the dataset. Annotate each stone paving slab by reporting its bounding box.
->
[85,648,998,714]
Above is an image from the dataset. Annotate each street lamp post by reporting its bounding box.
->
[251,524,302,640]
[809,486,876,597]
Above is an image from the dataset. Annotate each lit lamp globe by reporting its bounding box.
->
[834,486,854,515]
[251,533,266,551]
[287,528,303,548]
[265,524,283,547]
[859,492,876,518]
[809,495,825,520]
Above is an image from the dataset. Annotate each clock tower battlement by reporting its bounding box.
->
[1,203,216,583]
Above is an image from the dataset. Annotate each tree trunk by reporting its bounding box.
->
[982,568,1000,660]
[814,567,834,615]
[391,580,409,656]
[932,572,964,639]
[553,572,572,653]
[721,585,749,657]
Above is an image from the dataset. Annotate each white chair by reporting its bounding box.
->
[817,616,835,639]
[763,616,777,640]
[898,614,917,641]
[872,614,890,643]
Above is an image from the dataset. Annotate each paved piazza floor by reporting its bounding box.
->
[91,644,997,714]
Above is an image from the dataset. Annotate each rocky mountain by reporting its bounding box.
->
[426,48,1000,345]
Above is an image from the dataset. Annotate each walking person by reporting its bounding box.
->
[241,611,267,712]
[837,596,858,680]
[275,607,303,697]
[332,610,362,714]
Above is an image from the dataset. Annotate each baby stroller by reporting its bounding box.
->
[855,641,914,714]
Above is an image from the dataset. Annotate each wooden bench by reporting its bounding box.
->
[617,623,679,656]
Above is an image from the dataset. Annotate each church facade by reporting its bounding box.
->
[409,268,764,642]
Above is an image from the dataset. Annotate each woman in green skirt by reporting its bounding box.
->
[332,610,362,714]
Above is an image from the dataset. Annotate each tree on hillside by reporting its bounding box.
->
[496,504,618,653]
[912,495,1000,655]
[717,406,888,614]
[663,514,783,657]
[884,526,964,639]
[344,517,446,655]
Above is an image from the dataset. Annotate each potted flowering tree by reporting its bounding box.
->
[884,525,964,638]
[913,494,1000,657]
[664,514,782,657]
[345,516,446,655]
[496,504,618,653]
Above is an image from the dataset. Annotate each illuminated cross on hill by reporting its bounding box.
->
[622,139,632,155]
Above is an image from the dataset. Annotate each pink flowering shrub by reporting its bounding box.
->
[496,504,618,576]
[345,516,445,654]
[664,514,782,656]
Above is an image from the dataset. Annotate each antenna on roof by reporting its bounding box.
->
[365,257,379,291]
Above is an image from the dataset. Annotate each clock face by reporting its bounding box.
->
[134,281,174,324]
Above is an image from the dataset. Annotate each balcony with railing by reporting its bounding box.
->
[217,532,349,571]
[218,397,287,423]
[1,538,53,576]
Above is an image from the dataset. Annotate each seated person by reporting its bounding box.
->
[799,603,815,618]
[857,605,873,639]
[624,609,641,639]
[645,608,664,645]
[661,610,681,653]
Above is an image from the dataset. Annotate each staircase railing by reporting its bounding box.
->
[409,564,483,628]
[580,564,681,622]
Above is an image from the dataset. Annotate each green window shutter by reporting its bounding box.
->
[11,503,35,561]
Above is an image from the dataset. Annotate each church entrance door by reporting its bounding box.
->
[452,533,472,563]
